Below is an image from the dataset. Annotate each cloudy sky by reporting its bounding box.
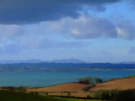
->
[0,0,135,63]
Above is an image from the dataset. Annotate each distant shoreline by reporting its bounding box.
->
[0,62,135,72]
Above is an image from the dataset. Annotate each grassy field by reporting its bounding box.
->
[57,97,103,101]
[0,90,102,101]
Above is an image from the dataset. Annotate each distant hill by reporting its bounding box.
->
[0,59,86,64]
[0,62,135,72]
[52,58,86,63]
[0,59,43,64]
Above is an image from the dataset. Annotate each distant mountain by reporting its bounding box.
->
[0,58,86,64]
[52,58,86,63]
[121,61,135,64]
[0,62,135,72]
[0,59,43,64]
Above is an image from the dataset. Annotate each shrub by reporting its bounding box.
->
[114,90,135,101]
[95,78,103,84]
[67,92,71,96]
[93,90,120,100]
[93,89,135,101]
[78,77,94,84]
[2,86,27,92]
[78,77,103,85]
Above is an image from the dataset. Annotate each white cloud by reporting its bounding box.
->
[46,15,118,39]
[0,24,24,42]
[117,21,135,40]
[45,15,135,40]
[0,15,135,45]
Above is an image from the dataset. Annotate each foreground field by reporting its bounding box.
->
[57,98,102,101]
[0,90,102,101]
[0,91,60,101]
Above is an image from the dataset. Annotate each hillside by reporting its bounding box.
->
[29,77,135,92]
[29,83,90,92]
[91,77,135,91]
[28,83,92,97]
[27,77,135,97]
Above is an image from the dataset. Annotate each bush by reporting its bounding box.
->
[114,90,135,101]
[93,89,135,101]
[95,78,103,84]
[78,77,94,84]
[94,90,120,100]
[1,87,27,92]
[78,77,103,85]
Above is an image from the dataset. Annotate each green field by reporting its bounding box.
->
[0,91,102,101]
[57,97,103,101]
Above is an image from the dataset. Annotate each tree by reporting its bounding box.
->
[95,78,103,84]
[78,77,94,84]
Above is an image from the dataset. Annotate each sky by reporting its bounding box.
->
[0,0,135,63]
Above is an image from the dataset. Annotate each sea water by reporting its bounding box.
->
[0,70,135,87]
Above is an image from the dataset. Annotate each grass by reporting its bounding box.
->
[0,90,103,101]
[57,97,103,101]
[0,91,64,101]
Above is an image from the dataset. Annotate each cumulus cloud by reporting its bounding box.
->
[1,14,135,42]
[0,14,135,42]
[0,0,121,24]
[117,21,135,40]
[0,24,25,41]
[44,15,135,40]
[47,15,118,39]
[70,16,118,39]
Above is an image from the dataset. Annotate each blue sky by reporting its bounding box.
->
[0,0,135,63]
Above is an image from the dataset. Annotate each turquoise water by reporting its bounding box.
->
[0,70,135,87]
